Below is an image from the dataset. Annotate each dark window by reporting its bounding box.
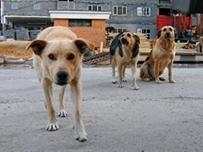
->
[113,6,127,16]
[69,19,91,27]
[88,5,102,11]
[159,8,170,15]
[159,0,170,3]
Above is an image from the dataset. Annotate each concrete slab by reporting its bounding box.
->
[0,66,203,152]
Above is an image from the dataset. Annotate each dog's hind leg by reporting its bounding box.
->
[122,64,127,82]
[117,64,124,88]
[131,63,139,90]
[58,85,68,117]
[140,64,151,82]
[111,60,117,84]
[70,80,87,142]
[42,78,59,131]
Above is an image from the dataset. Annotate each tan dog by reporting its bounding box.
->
[26,26,94,142]
[140,26,176,84]
[110,31,140,90]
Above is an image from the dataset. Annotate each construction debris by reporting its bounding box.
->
[196,37,203,52]
[83,52,109,65]
[181,42,196,49]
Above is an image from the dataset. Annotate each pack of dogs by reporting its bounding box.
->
[24,25,176,142]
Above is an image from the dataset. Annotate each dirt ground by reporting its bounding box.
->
[0,65,203,152]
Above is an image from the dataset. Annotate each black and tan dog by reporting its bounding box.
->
[26,26,94,142]
[110,31,140,90]
[140,26,176,84]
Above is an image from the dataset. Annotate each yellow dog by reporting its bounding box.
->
[140,26,176,84]
[26,26,94,142]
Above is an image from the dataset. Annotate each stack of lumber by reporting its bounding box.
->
[105,33,151,52]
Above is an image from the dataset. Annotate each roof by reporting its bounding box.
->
[172,0,203,13]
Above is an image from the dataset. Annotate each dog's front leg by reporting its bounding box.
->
[42,78,59,131]
[122,64,127,82]
[131,64,139,90]
[117,64,124,88]
[154,59,162,84]
[71,80,87,142]
[111,62,117,84]
[58,85,68,117]
[168,61,175,83]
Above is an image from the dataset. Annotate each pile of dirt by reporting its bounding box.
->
[0,41,33,59]
[0,49,32,58]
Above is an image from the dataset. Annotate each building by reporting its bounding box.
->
[0,0,194,45]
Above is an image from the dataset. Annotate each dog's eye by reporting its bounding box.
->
[67,53,75,60]
[163,28,167,32]
[48,54,56,60]
[127,33,131,37]
[169,28,172,31]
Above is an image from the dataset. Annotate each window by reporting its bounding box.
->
[159,0,170,3]
[113,6,127,16]
[88,5,102,11]
[137,7,151,16]
[34,3,41,10]
[137,28,151,39]
[11,3,18,9]
[113,28,127,33]
[69,19,91,27]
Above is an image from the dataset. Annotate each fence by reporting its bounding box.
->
[1,29,41,40]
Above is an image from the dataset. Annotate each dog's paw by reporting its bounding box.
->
[112,80,117,84]
[58,110,67,117]
[118,83,124,88]
[159,77,166,81]
[74,131,88,142]
[74,127,88,142]
[122,78,127,82]
[133,85,139,90]
[46,123,59,131]
[169,79,175,83]
[155,80,162,84]
[143,78,150,82]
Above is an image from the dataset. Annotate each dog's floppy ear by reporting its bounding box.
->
[173,28,177,37]
[133,34,140,44]
[74,38,94,54]
[26,40,47,56]
[157,29,162,38]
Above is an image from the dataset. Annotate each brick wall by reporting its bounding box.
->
[53,19,106,48]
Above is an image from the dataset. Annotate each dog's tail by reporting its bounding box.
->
[109,32,125,63]
[144,50,152,61]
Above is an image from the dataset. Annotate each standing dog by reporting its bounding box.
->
[140,26,176,84]
[110,31,140,90]
[26,26,94,142]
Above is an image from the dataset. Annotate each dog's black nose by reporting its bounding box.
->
[57,71,68,85]
[121,38,128,45]
[165,32,171,38]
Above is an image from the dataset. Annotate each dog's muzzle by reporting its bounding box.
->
[56,71,68,85]
[165,32,171,39]
[121,38,129,45]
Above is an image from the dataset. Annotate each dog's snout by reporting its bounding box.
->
[57,71,68,85]
[165,32,171,38]
[121,38,128,45]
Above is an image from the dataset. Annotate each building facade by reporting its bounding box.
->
[1,0,174,40]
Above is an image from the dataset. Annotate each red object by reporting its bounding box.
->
[157,15,192,31]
